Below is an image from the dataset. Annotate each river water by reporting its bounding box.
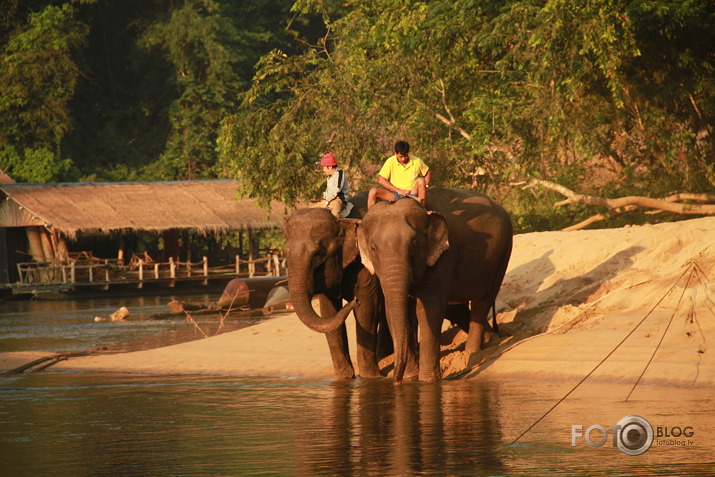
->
[1,296,713,476]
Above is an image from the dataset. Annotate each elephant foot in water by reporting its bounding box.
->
[357,367,384,379]
[402,361,420,381]
[390,359,419,382]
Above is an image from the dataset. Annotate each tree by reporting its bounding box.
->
[0,3,89,182]
[219,0,714,232]
[139,0,300,180]
[1,0,305,183]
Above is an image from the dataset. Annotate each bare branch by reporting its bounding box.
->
[413,77,473,140]
[664,192,715,203]
[562,205,640,231]
[432,111,473,140]
[526,178,715,216]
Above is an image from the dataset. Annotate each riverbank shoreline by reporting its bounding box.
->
[1,308,711,388]
[2,216,713,387]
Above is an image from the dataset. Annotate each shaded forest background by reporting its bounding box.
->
[1,0,713,234]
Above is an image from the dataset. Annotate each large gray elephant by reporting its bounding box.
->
[356,187,513,383]
[282,192,390,379]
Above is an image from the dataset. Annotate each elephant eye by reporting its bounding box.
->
[312,249,326,266]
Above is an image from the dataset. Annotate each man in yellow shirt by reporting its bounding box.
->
[368,140,431,208]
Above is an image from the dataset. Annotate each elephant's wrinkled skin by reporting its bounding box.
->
[282,192,388,379]
[357,187,513,383]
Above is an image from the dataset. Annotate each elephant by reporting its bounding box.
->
[356,187,513,383]
[281,192,391,379]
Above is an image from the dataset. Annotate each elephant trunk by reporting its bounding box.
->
[381,266,412,384]
[288,263,355,334]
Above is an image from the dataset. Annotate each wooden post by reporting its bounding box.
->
[49,229,68,262]
[169,257,176,278]
[203,256,208,276]
[39,230,54,263]
[273,254,281,276]
[70,260,76,284]
[25,227,45,263]
[247,228,254,266]
[104,260,110,282]
[248,227,255,277]
[88,263,93,282]
[138,258,144,288]
[154,262,159,279]
[235,254,240,275]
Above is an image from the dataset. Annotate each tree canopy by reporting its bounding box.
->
[1,0,713,232]
[218,0,715,230]
[0,0,308,182]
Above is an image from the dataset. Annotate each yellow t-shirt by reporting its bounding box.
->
[378,155,429,190]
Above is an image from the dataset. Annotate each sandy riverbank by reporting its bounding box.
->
[3,216,714,386]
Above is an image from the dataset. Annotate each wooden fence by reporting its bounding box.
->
[14,253,286,289]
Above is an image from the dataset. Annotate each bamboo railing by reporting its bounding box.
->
[14,253,286,288]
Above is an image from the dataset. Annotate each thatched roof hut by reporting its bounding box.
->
[0,180,287,239]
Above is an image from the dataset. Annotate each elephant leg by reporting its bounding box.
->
[464,298,498,354]
[403,298,420,381]
[376,312,393,360]
[350,269,384,378]
[319,294,355,379]
[353,292,381,378]
[415,295,445,382]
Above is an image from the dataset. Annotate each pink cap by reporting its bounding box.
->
[320,153,338,167]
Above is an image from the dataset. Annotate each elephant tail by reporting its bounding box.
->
[488,227,513,335]
[491,303,499,334]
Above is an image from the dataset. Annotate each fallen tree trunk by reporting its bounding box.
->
[519,178,715,231]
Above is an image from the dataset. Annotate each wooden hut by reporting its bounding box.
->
[0,180,288,296]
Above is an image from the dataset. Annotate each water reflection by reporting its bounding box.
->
[1,373,714,476]
[4,296,714,476]
[295,380,504,476]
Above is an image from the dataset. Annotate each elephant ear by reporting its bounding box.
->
[426,211,449,267]
[338,218,361,268]
[356,225,375,274]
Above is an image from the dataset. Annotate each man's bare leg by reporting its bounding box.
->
[410,177,427,206]
[368,188,396,208]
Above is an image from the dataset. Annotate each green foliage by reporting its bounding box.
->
[0,145,74,182]
[0,0,300,184]
[0,0,712,232]
[218,0,715,231]
[138,0,251,180]
[0,3,88,156]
